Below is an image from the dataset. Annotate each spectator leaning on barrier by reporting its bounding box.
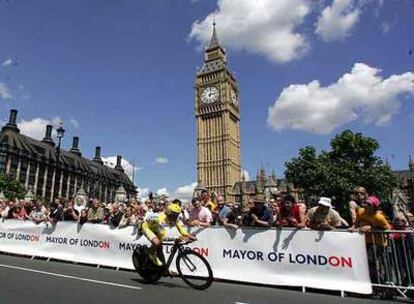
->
[87,199,104,223]
[305,197,343,231]
[48,201,64,225]
[276,194,306,228]
[110,203,124,228]
[216,196,231,226]
[27,201,47,225]
[221,202,240,230]
[390,216,414,285]
[188,197,213,227]
[350,195,390,283]
[11,201,27,220]
[78,209,88,225]
[201,189,218,223]
[269,199,280,226]
[243,194,273,227]
[63,201,79,222]
[349,186,368,226]
[118,207,137,228]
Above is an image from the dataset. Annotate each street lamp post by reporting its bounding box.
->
[54,123,65,200]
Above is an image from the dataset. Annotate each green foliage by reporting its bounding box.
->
[285,130,397,212]
[0,173,27,200]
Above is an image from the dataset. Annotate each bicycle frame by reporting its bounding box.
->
[162,241,190,270]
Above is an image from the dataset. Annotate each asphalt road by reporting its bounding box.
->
[0,253,396,304]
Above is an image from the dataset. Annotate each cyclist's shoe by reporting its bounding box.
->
[161,269,178,277]
[169,270,178,277]
[148,252,163,267]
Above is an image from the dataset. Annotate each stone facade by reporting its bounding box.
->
[0,109,136,203]
[230,168,294,208]
[195,24,241,201]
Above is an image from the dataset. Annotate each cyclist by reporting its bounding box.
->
[141,201,196,267]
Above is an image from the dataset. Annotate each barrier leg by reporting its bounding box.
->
[340,290,345,298]
[302,286,306,293]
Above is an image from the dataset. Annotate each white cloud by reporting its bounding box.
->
[156,188,169,197]
[189,0,311,63]
[15,116,66,140]
[154,156,168,164]
[174,182,196,203]
[136,187,150,202]
[242,169,250,181]
[2,59,12,67]
[315,0,361,42]
[267,63,414,134]
[102,156,141,181]
[0,83,12,99]
[70,118,79,128]
[18,118,51,140]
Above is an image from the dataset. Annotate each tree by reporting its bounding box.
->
[0,173,27,200]
[285,130,397,216]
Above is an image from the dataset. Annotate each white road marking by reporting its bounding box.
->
[234,302,249,304]
[0,263,142,290]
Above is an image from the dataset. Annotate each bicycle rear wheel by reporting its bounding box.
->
[176,250,213,290]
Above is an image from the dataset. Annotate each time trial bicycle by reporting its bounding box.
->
[132,239,213,290]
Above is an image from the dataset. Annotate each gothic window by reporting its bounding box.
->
[28,161,37,187]
[36,165,45,198]
[19,158,28,184]
[45,166,53,202]
[61,171,68,199]
[9,156,19,179]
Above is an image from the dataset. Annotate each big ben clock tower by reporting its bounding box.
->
[195,23,241,200]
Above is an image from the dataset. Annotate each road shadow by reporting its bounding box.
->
[130,278,187,289]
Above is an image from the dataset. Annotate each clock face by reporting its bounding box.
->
[231,89,239,105]
[201,86,219,104]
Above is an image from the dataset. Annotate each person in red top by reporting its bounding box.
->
[276,194,306,228]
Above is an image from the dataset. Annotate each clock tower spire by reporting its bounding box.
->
[195,23,241,201]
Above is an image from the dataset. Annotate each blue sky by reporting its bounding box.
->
[0,0,413,200]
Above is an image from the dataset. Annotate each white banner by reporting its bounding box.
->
[0,220,371,294]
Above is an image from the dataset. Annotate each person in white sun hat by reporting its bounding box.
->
[305,197,347,230]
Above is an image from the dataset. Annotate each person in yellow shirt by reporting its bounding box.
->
[351,195,390,245]
[141,202,196,266]
[350,195,390,283]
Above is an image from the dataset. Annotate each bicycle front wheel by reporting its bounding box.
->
[176,250,213,290]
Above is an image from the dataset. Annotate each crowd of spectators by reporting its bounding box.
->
[1,186,413,233]
[0,188,409,232]
[1,185,413,289]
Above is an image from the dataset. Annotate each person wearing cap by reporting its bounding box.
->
[305,197,343,230]
[243,195,273,227]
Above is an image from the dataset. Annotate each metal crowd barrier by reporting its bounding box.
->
[369,230,414,299]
